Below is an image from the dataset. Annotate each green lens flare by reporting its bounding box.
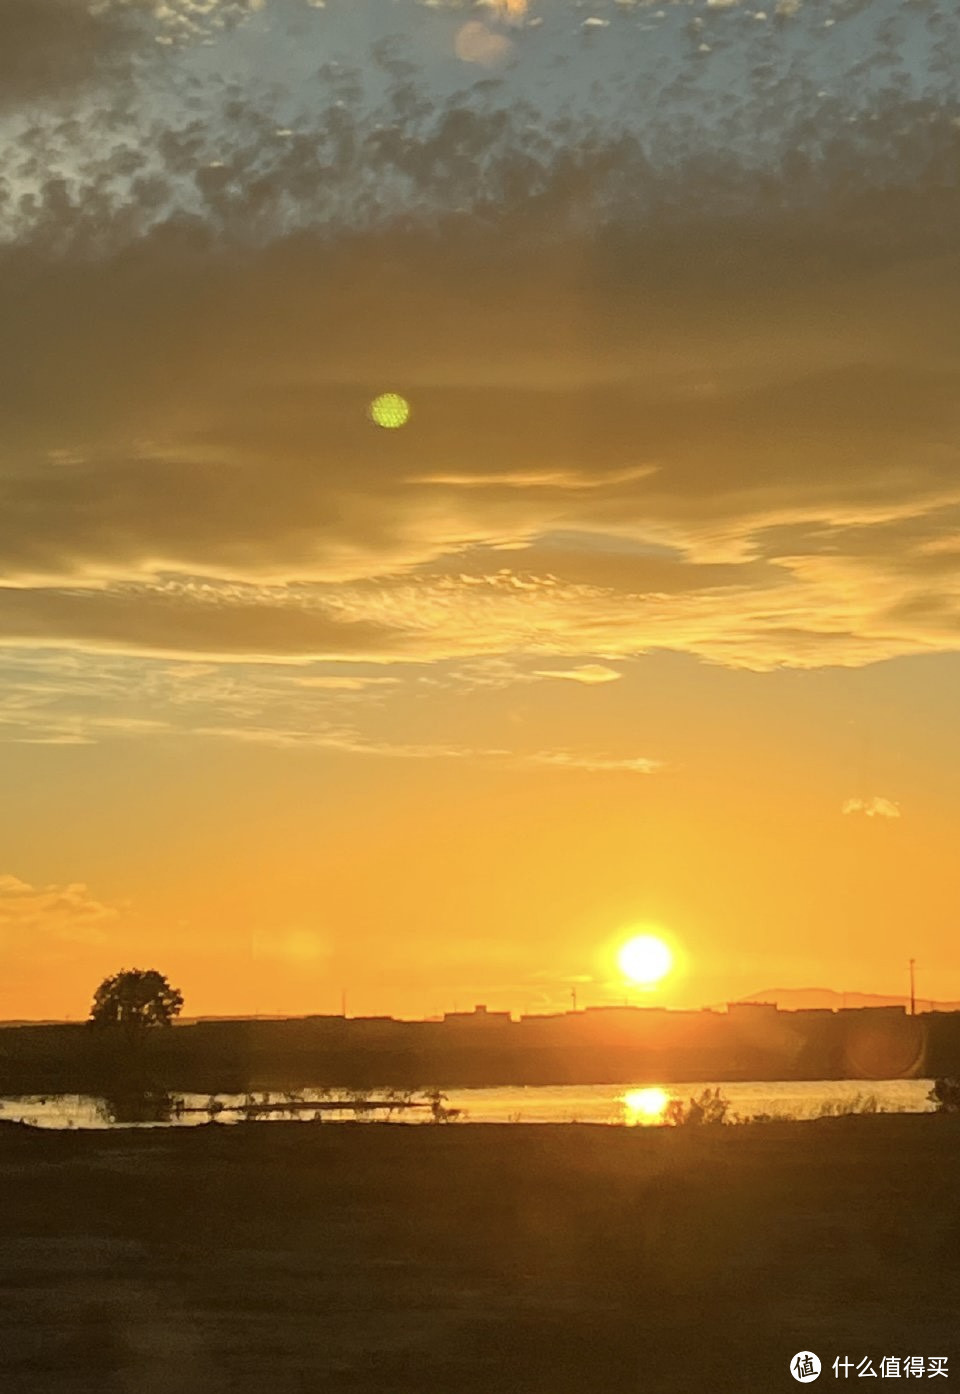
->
[369,393,411,429]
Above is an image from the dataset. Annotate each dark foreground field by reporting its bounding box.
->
[2,1115,959,1393]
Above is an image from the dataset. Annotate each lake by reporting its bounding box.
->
[0,1077,937,1128]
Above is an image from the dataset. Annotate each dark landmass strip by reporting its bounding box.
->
[1,1114,958,1393]
[2,1001,959,1094]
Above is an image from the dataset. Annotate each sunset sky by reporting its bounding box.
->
[2,0,959,1021]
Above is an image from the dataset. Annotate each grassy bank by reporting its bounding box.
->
[2,1114,958,1392]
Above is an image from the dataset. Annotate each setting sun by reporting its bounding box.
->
[618,934,673,987]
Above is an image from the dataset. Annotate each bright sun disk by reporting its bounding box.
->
[618,933,673,986]
[624,1087,669,1121]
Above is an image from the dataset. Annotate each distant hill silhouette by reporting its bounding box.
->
[739,988,960,1013]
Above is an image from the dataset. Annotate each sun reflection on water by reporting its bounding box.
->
[622,1087,670,1125]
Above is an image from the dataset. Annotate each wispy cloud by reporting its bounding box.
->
[191,723,484,760]
[407,466,657,490]
[192,721,660,773]
[0,874,121,947]
[527,750,660,773]
[534,664,622,685]
[842,796,902,819]
[288,675,401,691]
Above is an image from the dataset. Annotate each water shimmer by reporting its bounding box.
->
[0,1077,935,1129]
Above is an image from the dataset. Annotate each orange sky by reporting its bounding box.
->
[3,650,959,1020]
[2,0,959,1020]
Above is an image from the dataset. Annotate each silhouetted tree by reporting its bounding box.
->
[88,968,183,1039]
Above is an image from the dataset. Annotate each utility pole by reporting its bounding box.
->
[340,987,347,1019]
[909,959,916,1017]
[570,985,578,1012]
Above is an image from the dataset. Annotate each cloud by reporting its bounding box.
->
[482,0,530,17]
[406,466,657,490]
[191,723,482,759]
[0,648,409,745]
[534,664,622,684]
[454,21,514,67]
[0,646,661,764]
[0,0,137,110]
[0,0,958,708]
[842,796,902,819]
[0,873,120,947]
[191,721,660,773]
[527,750,660,773]
[288,675,400,691]
[0,582,408,663]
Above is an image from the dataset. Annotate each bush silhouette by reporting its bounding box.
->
[424,1088,462,1124]
[664,1087,729,1127]
[929,1077,960,1113]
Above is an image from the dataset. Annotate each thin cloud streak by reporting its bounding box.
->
[191,721,661,772]
[534,665,623,685]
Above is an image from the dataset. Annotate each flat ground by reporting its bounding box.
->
[2,1115,958,1393]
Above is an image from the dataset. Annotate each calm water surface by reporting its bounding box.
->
[0,1079,936,1129]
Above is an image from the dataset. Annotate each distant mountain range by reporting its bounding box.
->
[739,988,960,1014]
